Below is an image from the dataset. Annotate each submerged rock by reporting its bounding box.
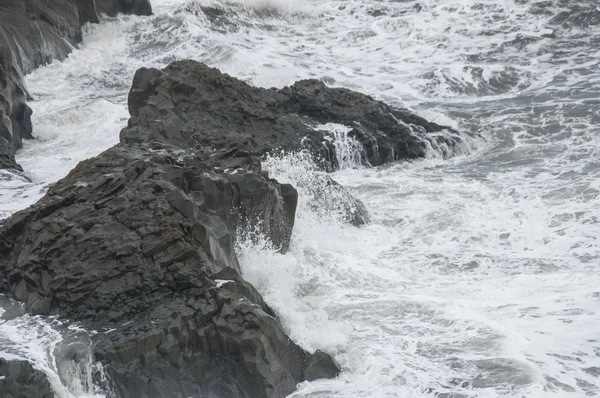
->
[0,0,153,170]
[0,143,339,397]
[121,60,466,171]
[0,358,54,398]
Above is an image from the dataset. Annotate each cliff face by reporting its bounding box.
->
[0,0,152,171]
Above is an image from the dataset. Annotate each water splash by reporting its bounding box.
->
[0,302,110,398]
[317,123,365,169]
[263,150,369,226]
[0,0,598,397]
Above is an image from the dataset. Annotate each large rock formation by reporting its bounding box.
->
[0,0,152,170]
[121,60,465,171]
[122,60,380,225]
[96,0,153,17]
[0,358,54,398]
[0,60,476,396]
[0,142,339,397]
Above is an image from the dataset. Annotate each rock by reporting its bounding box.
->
[0,58,479,397]
[367,8,386,17]
[96,0,153,17]
[0,35,30,171]
[0,143,339,397]
[121,60,467,171]
[0,62,31,171]
[303,350,342,381]
[319,175,370,226]
[0,0,153,77]
[0,358,55,398]
[271,165,369,226]
[0,0,153,170]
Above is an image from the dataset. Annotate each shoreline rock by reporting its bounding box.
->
[96,0,153,17]
[0,358,55,398]
[122,60,466,171]
[0,60,474,396]
[0,142,339,397]
[0,0,153,171]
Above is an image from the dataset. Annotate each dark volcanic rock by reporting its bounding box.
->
[96,0,153,17]
[121,60,466,171]
[0,0,153,78]
[0,0,153,170]
[0,62,32,170]
[290,172,370,226]
[0,143,339,397]
[265,152,370,226]
[0,56,475,397]
[0,358,55,398]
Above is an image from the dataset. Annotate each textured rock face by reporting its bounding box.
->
[0,143,339,397]
[0,0,153,170]
[0,59,475,396]
[0,358,55,398]
[121,60,464,171]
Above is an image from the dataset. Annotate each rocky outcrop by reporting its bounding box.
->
[0,60,475,396]
[121,60,465,171]
[96,0,153,17]
[0,358,54,398]
[0,0,152,170]
[0,141,339,397]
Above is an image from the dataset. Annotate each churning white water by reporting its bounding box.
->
[1,0,599,396]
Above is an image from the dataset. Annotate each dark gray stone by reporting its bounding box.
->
[316,175,370,226]
[0,358,55,398]
[121,60,468,171]
[96,0,153,17]
[0,58,479,397]
[303,350,342,381]
[0,142,338,398]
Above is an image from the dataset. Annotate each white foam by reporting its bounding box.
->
[215,279,234,287]
[0,313,108,398]
[0,0,598,396]
[318,123,365,169]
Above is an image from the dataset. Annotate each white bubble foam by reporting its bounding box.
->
[1,0,599,396]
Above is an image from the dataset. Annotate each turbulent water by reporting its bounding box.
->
[1,0,599,396]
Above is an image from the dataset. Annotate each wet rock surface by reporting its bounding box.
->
[0,358,55,398]
[0,0,153,170]
[0,59,474,396]
[316,175,370,226]
[121,60,465,171]
[96,0,153,17]
[0,141,338,397]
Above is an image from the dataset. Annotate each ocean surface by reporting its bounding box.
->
[1,0,599,396]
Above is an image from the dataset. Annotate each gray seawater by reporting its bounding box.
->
[0,0,599,397]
